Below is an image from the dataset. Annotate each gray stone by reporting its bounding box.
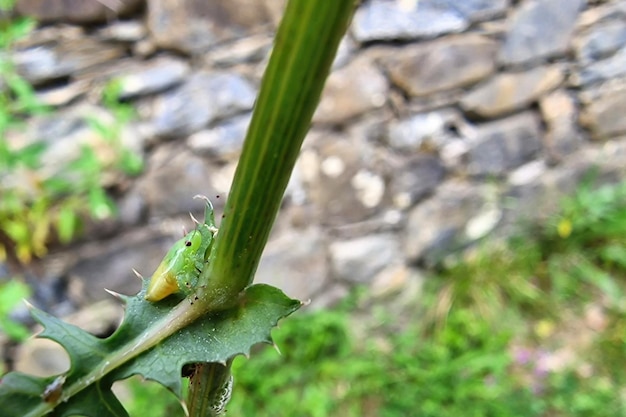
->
[147,0,274,55]
[539,90,583,162]
[116,191,147,227]
[14,338,70,376]
[503,142,626,227]
[255,228,328,301]
[460,66,564,118]
[390,154,446,209]
[573,46,626,86]
[67,230,188,302]
[407,89,466,114]
[211,162,238,199]
[440,0,509,23]
[187,113,251,161]
[592,139,626,181]
[115,57,190,99]
[35,80,88,107]
[151,72,256,138]
[332,36,357,70]
[308,284,350,311]
[466,112,542,177]
[314,57,388,125]
[133,38,159,58]
[574,19,626,63]
[13,39,126,85]
[508,138,626,225]
[499,0,584,66]
[370,263,411,298]
[382,34,497,97]
[96,20,148,42]
[352,0,468,42]
[15,0,142,23]
[403,181,494,264]
[505,161,560,228]
[306,135,385,226]
[13,46,71,84]
[580,77,626,140]
[11,25,83,48]
[346,111,390,147]
[329,233,400,284]
[135,144,221,217]
[386,108,469,151]
[205,33,273,67]
[576,1,626,30]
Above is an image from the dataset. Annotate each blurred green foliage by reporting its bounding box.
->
[119,376,188,417]
[119,176,626,416]
[0,7,142,263]
[0,279,29,341]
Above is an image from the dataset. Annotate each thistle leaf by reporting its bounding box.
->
[0,284,301,417]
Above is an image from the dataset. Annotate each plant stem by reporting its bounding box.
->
[187,362,233,417]
[197,0,357,308]
[188,1,356,416]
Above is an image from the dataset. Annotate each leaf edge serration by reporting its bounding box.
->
[0,283,301,417]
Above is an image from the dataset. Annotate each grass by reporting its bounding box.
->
[117,178,626,416]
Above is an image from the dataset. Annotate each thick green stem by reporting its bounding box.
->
[187,362,233,417]
[188,1,356,416]
[196,0,357,307]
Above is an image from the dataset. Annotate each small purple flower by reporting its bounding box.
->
[513,346,533,365]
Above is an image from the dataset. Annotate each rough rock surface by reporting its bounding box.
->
[465,112,542,177]
[580,77,626,140]
[147,0,275,54]
[314,57,388,125]
[15,0,143,23]
[352,0,468,42]
[460,66,564,118]
[382,34,497,98]
[499,0,585,65]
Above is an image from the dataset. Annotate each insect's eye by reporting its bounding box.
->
[185,241,192,247]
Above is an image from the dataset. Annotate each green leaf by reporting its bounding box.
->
[88,188,114,220]
[41,177,73,195]
[0,280,31,341]
[56,205,78,243]
[118,150,143,176]
[85,115,112,140]
[4,220,29,243]
[0,281,30,316]
[15,141,46,169]
[0,283,300,417]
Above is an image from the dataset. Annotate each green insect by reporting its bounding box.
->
[145,196,218,302]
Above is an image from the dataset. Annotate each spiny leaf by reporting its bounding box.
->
[0,284,301,417]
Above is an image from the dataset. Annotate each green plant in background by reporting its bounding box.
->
[0,1,356,416]
[542,180,626,308]
[213,176,626,417]
[88,80,144,177]
[0,3,142,263]
[120,376,186,417]
[0,279,30,341]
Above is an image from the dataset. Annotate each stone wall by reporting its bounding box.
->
[7,0,626,314]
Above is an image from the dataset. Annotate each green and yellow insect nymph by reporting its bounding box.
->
[145,197,218,302]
